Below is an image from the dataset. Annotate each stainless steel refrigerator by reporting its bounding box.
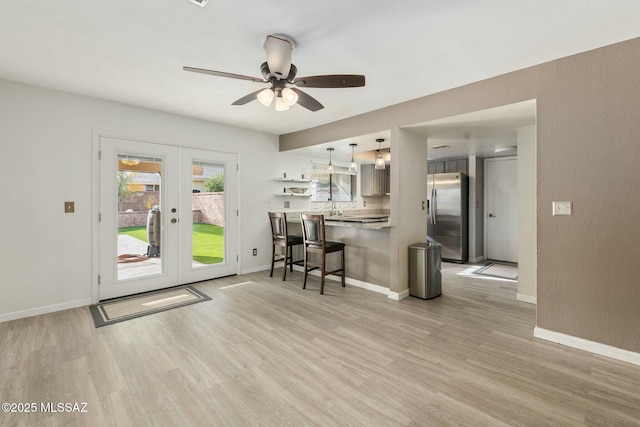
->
[427,173,468,263]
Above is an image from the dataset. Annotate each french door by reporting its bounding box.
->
[99,137,237,300]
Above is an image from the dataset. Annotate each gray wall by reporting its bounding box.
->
[280,38,640,353]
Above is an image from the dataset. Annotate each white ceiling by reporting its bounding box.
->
[1,1,639,139]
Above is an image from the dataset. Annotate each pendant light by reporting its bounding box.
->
[349,143,357,173]
[375,138,386,170]
[327,147,334,174]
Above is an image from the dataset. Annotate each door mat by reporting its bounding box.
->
[89,286,210,327]
[474,263,518,280]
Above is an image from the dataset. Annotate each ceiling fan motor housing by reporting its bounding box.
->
[263,35,295,79]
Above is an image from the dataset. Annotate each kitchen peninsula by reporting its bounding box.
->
[287,210,391,291]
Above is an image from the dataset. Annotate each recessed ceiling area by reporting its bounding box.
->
[287,100,536,164]
[407,100,537,161]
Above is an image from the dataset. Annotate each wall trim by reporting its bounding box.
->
[0,299,92,323]
[293,265,390,296]
[388,289,410,300]
[241,264,271,275]
[534,327,640,367]
[469,256,485,263]
[517,293,537,304]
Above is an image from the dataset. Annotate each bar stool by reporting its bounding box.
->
[269,212,303,280]
[300,213,345,294]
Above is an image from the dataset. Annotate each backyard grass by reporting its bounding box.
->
[118,223,224,264]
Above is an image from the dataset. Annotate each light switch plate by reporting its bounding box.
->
[64,201,75,213]
[552,201,572,216]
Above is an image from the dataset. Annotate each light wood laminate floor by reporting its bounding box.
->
[2,267,640,426]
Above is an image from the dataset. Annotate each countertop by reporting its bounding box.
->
[286,212,390,230]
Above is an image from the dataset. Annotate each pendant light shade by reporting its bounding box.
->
[281,87,299,106]
[327,147,334,174]
[349,143,357,173]
[375,138,386,170]
[275,94,290,111]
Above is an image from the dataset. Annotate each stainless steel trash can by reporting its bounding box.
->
[409,242,442,299]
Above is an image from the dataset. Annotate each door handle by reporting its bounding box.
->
[171,218,178,223]
[489,213,496,218]
[432,189,437,224]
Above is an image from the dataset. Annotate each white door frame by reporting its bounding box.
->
[91,131,240,304]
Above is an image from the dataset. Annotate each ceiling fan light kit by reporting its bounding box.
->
[275,95,289,112]
[281,87,298,106]
[257,88,275,107]
[183,34,365,112]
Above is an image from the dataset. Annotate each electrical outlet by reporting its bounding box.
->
[363,200,367,207]
[284,201,290,208]
[252,248,257,256]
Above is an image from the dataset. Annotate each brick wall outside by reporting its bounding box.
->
[192,192,225,226]
[117,192,224,228]
[120,191,159,212]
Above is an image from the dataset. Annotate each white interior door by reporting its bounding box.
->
[485,157,518,263]
[99,137,237,300]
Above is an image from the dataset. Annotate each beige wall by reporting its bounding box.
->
[280,37,640,353]
[389,128,429,296]
[468,156,485,262]
[517,126,537,301]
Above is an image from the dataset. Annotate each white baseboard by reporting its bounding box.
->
[293,265,392,297]
[388,289,410,300]
[517,293,537,304]
[241,264,271,275]
[534,327,640,367]
[0,298,92,323]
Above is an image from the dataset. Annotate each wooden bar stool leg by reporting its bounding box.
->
[282,245,288,281]
[270,244,275,277]
[302,249,308,290]
[320,252,326,295]
[341,248,345,287]
[289,246,295,272]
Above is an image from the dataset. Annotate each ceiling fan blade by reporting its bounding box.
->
[294,74,365,88]
[183,66,265,83]
[231,89,264,106]
[291,88,324,112]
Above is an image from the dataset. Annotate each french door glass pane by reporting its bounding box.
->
[116,155,164,280]
[191,161,225,268]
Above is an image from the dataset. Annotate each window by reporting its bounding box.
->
[145,184,160,191]
[310,164,355,202]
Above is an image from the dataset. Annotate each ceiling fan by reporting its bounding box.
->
[183,34,365,112]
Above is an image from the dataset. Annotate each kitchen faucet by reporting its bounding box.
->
[326,200,337,216]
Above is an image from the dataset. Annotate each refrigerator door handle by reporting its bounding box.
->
[431,188,437,224]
